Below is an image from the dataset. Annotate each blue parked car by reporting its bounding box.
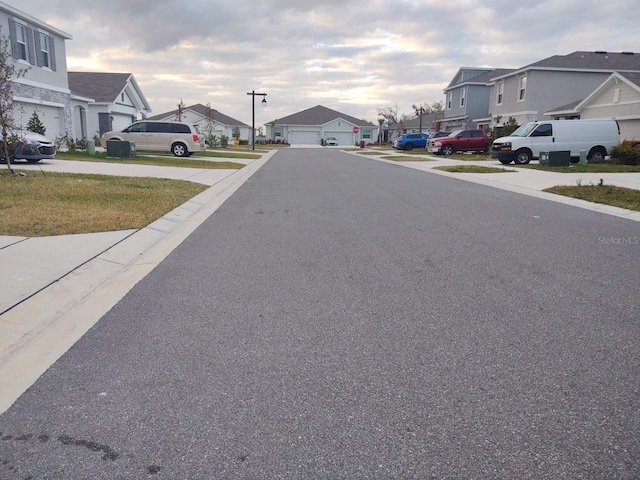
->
[394,132,429,150]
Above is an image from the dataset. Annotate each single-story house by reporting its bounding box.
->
[147,103,251,141]
[545,71,640,141]
[68,72,151,140]
[266,105,378,146]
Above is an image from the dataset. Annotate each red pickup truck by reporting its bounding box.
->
[427,129,490,155]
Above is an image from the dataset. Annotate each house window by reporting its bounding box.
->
[460,88,466,107]
[362,129,371,139]
[275,127,282,138]
[496,81,504,105]
[16,22,28,60]
[39,33,50,67]
[518,76,527,101]
[447,91,452,110]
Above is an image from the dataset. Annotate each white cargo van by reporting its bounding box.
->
[490,119,620,165]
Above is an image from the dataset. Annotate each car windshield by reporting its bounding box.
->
[509,123,536,137]
[448,130,462,137]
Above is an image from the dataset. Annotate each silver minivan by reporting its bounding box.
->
[101,120,204,157]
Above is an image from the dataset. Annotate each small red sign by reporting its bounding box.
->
[352,126,359,134]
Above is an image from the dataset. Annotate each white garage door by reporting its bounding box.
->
[324,132,354,146]
[14,102,64,138]
[289,129,321,145]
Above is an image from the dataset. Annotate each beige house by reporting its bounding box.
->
[546,72,640,141]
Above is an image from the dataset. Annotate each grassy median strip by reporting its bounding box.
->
[382,155,434,162]
[544,184,640,211]
[55,151,246,169]
[0,172,208,236]
[434,165,515,173]
[516,163,640,173]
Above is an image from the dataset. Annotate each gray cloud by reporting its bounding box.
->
[17,0,640,125]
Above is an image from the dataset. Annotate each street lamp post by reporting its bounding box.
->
[247,90,267,150]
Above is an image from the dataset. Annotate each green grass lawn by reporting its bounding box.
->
[433,165,515,173]
[381,155,434,162]
[53,151,246,169]
[441,153,493,161]
[544,184,640,211]
[516,163,640,173]
[0,172,208,236]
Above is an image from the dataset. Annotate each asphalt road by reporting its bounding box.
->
[1,149,639,479]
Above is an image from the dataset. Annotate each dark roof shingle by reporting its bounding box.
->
[525,51,640,72]
[68,72,132,102]
[276,105,375,126]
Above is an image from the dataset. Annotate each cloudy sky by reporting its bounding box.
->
[15,0,640,127]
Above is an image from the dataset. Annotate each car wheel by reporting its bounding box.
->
[172,142,188,157]
[405,143,413,151]
[499,159,512,165]
[587,147,606,163]
[514,149,531,165]
[442,144,455,156]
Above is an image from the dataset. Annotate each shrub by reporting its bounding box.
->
[611,140,640,166]
[27,111,46,135]
[75,137,88,150]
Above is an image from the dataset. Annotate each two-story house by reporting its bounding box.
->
[2,0,72,138]
[441,67,514,132]
[488,51,640,131]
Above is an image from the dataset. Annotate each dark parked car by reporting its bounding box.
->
[0,130,56,163]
